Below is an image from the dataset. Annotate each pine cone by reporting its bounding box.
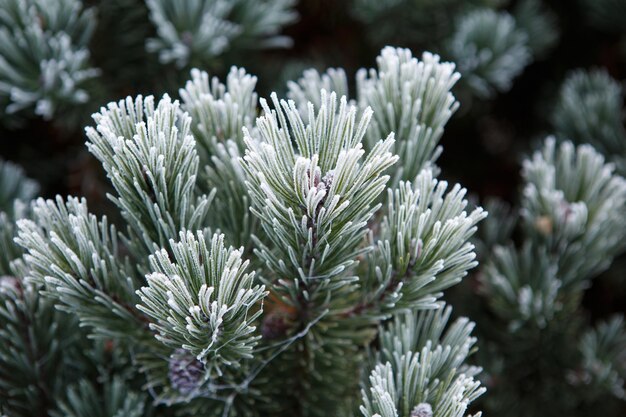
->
[168,348,205,395]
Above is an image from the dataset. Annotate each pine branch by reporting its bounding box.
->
[240,89,398,416]
[0,158,38,275]
[480,243,562,331]
[357,47,460,183]
[51,376,147,417]
[573,316,626,400]
[287,67,350,120]
[448,9,530,99]
[355,170,486,316]
[180,67,258,247]
[479,138,626,331]
[552,69,626,176]
[4,44,494,417]
[145,0,297,69]
[0,277,85,417]
[360,304,485,417]
[242,90,397,311]
[15,196,148,339]
[521,137,626,288]
[137,231,267,377]
[85,94,214,261]
[0,0,99,123]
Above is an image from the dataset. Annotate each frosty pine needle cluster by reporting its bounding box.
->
[0,0,298,125]
[0,0,99,123]
[1,46,488,416]
[473,138,626,416]
[352,0,559,99]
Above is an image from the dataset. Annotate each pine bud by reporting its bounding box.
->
[411,402,433,417]
[168,348,205,395]
[315,169,335,215]
[534,215,553,236]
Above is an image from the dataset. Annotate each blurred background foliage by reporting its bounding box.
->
[2,0,625,210]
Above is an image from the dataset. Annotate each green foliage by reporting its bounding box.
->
[2,1,626,416]
[0,158,39,212]
[0,0,297,127]
[145,0,297,68]
[0,158,39,275]
[0,278,84,417]
[52,377,147,417]
[138,231,267,375]
[520,138,626,288]
[15,196,146,339]
[0,159,103,417]
[0,0,99,122]
[5,46,487,416]
[552,69,626,176]
[179,67,258,247]
[481,243,562,330]
[0,162,55,417]
[360,305,485,417]
[85,94,214,259]
[362,171,486,313]
[242,90,397,306]
[475,137,626,416]
[357,47,460,183]
[481,138,626,327]
[448,9,530,98]
[573,316,626,401]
